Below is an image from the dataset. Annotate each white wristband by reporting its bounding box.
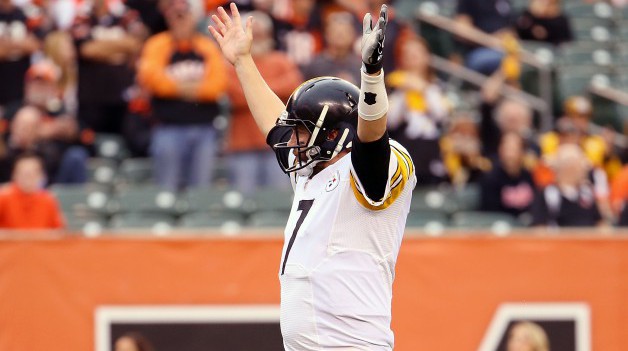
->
[359,69,388,121]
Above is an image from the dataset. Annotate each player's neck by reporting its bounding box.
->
[310,149,350,178]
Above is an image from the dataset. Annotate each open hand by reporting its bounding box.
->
[208,3,253,65]
[361,4,388,74]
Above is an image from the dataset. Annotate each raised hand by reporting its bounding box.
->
[208,3,253,65]
[361,4,388,74]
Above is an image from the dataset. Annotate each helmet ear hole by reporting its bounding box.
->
[326,129,339,141]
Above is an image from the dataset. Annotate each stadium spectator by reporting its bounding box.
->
[138,0,227,191]
[516,0,574,46]
[481,93,537,159]
[440,113,491,187]
[126,0,167,35]
[0,60,87,185]
[387,37,449,184]
[530,144,605,227]
[0,0,40,109]
[121,83,152,157]
[480,132,535,219]
[70,0,143,134]
[229,0,294,52]
[43,30,78,115]
[114,332,155,351]
[0,153,65,229]
[225,10,301,195]
[302,11,361,85]
[280,0,322,67]
[455,0,515,75]
[540,96,622,180]
[506,321,549,351]
[477,41,537,155]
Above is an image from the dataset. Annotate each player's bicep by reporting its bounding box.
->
[350,140,414,210]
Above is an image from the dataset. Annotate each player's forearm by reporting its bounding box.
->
[234,55,285,136]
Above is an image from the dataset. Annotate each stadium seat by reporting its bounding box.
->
[111,185,182,215]
[449,184,481,212]
[94,133,130,160]
[64,213,107,235]
[118,158,153,185]
[178,211,245,228]
[451,211,522,230]
[248,211,290,228]
[558,43,614,66]
[405,209,449,228]
[50,184,111,216]
[556,66,612,101]
[109,212,176,233]
[564,2,613,20]
[184,188,246,214]
[410,186,450,212]
[86,158,117,186]
[519,41,557,66]
[573,21,613,43]
[249,188,294,213]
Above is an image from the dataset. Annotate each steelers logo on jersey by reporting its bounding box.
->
[325,171,340,192]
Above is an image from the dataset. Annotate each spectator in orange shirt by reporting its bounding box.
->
[0,153,65,229]
[138,0,228,191]
[225,10,302,195]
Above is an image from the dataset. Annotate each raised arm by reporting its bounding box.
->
[208,3,284,136]
[357,5,389,142]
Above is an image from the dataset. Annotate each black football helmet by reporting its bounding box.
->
[272,76,359,176]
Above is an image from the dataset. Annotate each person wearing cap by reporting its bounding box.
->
[137,0,227,191]
[0,60,88,185]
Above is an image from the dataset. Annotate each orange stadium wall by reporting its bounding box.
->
[1,233,627,350]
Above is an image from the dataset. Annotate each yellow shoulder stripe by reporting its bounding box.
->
[350,147,412,211]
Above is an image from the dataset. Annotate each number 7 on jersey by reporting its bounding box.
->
[281,199,314,275]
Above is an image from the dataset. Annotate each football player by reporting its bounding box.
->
[209,3,416,350]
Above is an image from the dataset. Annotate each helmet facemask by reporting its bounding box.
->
[272,105,353,177]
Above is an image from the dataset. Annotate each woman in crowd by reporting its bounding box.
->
[387,37,450,184]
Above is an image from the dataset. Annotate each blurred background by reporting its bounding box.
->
[0,0,627,350]
[0,0,627,232]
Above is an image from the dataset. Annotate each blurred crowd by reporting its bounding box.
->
[1,0,628,230]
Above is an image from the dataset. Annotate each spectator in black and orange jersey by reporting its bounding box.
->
[138,0,227,191]
[70,0,143,134]
[0,0,41,110]
[280,0,323,68]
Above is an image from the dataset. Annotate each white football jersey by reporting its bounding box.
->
[279,140,416,351]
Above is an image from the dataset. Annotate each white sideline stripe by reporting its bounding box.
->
[95,305,280,351]
[477,302,590,351]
